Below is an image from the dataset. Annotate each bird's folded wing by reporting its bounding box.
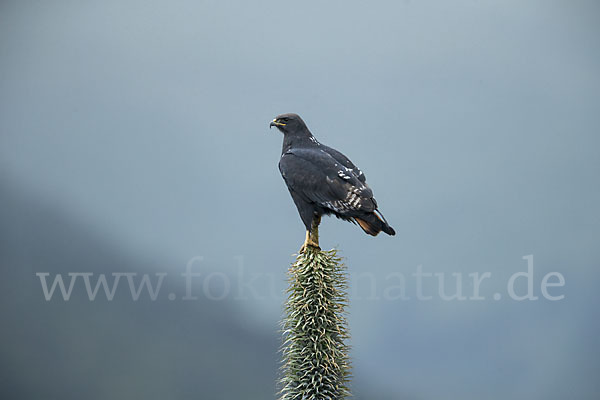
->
[279,149,375,213]
[319,145,367,183]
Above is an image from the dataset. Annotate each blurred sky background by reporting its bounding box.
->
[1,1,599,399]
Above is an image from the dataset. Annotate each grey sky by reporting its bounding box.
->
[1,1,599,398]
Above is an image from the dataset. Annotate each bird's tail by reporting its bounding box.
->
[354,210,396,236]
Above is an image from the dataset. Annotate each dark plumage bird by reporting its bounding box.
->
[271,113,395,251]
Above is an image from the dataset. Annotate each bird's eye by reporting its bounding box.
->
[282,118,289,122]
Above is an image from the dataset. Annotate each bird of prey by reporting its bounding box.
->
[271,113,395,251]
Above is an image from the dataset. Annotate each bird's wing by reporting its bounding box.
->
[320,144,367,183]
[279,148,376,214]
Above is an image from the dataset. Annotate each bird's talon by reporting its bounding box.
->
[299,242,320,254]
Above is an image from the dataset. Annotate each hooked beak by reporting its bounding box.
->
[270,119,285,129]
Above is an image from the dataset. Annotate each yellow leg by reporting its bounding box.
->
[299,214,321,253]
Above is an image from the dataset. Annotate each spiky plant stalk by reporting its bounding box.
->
[279,246,351,400]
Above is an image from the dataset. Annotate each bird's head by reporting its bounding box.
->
[269,113,307,134]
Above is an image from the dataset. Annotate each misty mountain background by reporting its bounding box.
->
[1,1,599,399]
